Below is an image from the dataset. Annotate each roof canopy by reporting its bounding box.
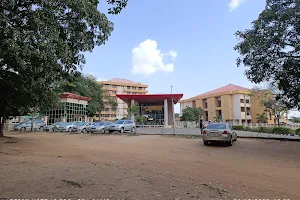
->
[60,92,91,101]
[116,94,183,104]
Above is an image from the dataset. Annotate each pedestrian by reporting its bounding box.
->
[200,119,203,134]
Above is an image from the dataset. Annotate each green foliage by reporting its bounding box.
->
[181,107,204,122]
[121,117,127,120]
[175,113,180,118]
[271,127,292,135]
[127,104,140,117]
[57,74,104,117]
[214,114,223,122]
[295,128,300,135]
[0,0,127,136]
[234,0,300,109]
[289,117,300,123]
[135,115,147,125]
[232,126,244,131]
[256,113,268,123]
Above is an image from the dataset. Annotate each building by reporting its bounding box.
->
[179,84,287,124]
[45,92,91,124]
[99,78,148,121]
[116,94,183,127]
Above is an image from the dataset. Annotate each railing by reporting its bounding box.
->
[174,121,300,130]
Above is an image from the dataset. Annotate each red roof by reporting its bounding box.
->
[60,92,91,101]
[195,84,249,98]
[116,94,183,104]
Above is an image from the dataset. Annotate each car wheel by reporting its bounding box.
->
[131,127,136,133]
[100,129,105,134]
[52,128,55,132]
[68,128,72,133]
[21,127,26,132]
[228,137,233,146]
[82,128,87,134]
[39,126,44,132]
[203,141,209,146]
[120,128,124,134]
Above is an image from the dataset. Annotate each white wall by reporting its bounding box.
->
[232,94,242,120]
[180,102,192,114]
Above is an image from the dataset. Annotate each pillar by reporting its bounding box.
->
[164,99,168,126]
[130,99,135,122]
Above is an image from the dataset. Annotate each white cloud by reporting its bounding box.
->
[131,39,177,75]
[229,0,246,11]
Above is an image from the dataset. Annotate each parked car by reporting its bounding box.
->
[89,121,113,133]
[202,123,237,146]
[44,122,66,132]
[105,120,136,134]
[59,122,80,132]
[14,120,46,131]
[71,122,90,133]
[84,122,96,133]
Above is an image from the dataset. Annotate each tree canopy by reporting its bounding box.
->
[0,0,127,136]
[181,107,204,123]
[234,0,300,110]
[56,74,104,117]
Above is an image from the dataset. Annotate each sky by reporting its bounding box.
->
[82,0,299,117]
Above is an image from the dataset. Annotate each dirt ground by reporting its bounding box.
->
[1,132,300,200]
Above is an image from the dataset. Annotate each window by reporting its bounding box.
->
[246,99,250,103]
[246,107,251,115]
[240,99,244,103]
[127,86,130,89]
[139,87,143,90]
[241,107,245,112]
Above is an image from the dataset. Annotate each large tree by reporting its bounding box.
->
[0,0,127,136]
[181,107,204,125]
[234,0,300,110]
[57,74,104,117]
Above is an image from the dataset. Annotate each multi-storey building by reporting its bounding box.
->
[99,78,148,121]
[179,84,288,124]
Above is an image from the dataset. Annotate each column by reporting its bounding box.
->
[164,99,168,127]
[130,99,135,121]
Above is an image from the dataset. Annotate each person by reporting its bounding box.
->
[200,119,203,134]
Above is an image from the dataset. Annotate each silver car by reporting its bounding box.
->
[59,122,79,132]
[14,120,46,131]
[202,123,237,146]
[89,122,113,133]
[44,122,65,132]
[105,120,136,134]
[71,122,90,133]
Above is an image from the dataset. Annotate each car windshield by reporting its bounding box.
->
[74,122,84,126]
[66,122,74,125]
[206,124,227,129]
[114,120,125,124]
[95,122,105,126]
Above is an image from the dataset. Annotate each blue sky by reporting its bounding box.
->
[82,0,299,116]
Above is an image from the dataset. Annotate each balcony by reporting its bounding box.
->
[124,88,148,93]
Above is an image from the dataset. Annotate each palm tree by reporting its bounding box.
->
[256,113,268,124]
[214,114,223,122]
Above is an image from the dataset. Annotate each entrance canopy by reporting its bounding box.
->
[116,94,183,104]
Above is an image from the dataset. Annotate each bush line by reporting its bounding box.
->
[232,126,300,135]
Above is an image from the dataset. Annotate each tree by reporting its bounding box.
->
[0,0,127,136]
[250,86,288,127]
[256,113,268,124]
[127,104,140,121]
[175,113,180,118]
[234,0,300,110]
[135,115,147,125]
[181,107,204,125]
[57,74,104,117]
[289,116,300,123]
[214,114,223,122]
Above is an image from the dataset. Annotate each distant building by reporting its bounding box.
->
[99,78,148,121]
[179,84,288,124]
[45,92,91,124]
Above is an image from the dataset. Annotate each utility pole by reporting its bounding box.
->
[171,85,175,135]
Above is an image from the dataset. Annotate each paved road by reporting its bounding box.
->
[136,127,300,140]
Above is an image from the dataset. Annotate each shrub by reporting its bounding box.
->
[232,125,244,130]
[257,127,273,133]
[244,127,253,131]
[271,127,292,135]
[295,128,300,135]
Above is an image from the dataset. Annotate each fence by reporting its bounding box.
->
[175,121,300,130]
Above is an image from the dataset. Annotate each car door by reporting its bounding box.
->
[127,120,134,130]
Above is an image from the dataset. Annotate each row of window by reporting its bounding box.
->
[103,84,145,90]
[240,99,250,103]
